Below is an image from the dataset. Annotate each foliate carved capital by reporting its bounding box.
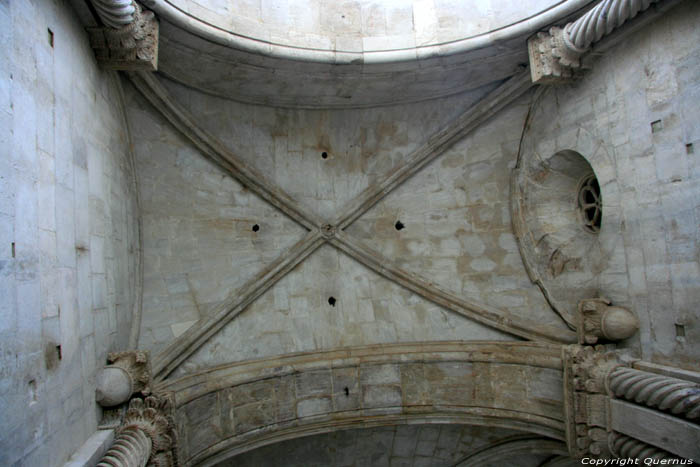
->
[87,2,159,71]
[109,350,152,392]
[124,393,178,466]
[528,0,661,85]
[563,345,624,459]
[527,27,584,84]
[99,392,178,467]
[577,298,639,345]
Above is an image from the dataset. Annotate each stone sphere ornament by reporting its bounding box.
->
[95,366,134,407]
[601,306,640,341]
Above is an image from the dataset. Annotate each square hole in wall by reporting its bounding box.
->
[47,28,54,48]
[675,323,686,338]
[687,143,694,155]
[650,119,663,133]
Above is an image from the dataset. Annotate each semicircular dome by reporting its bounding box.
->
[148,0,594,108]
[154,0,574,59]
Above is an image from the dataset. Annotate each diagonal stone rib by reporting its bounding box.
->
[331,230,577,344]
[334,70,534,230]
[128,71,324,231]
[153,230,326,380]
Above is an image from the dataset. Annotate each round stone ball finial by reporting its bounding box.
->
[95,366,134,407]
[601,306,639,341]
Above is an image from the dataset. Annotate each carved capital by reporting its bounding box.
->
[87,2,159,71]
[98,392,178,467]
[527,27,583,85]
[529,0,662,84]
[577,298,639,345]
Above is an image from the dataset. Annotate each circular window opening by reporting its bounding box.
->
[577,174,602,233]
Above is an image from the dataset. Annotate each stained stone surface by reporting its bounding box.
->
[221,425,535,467]
[346,93,563,329]
[173,346,564,464]
[519,0,700,367]
[158,76,499,220]
[124,82,308,354]
[173,245,512,376]
[168,0,562,53]
[0,0,138,465]
[2,0,700,466]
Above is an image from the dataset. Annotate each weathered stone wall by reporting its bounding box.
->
[519,0,700,368]
[0,0,139,465]
[125,75,572,374]
[226,425,541,467]
[163,342,564,465]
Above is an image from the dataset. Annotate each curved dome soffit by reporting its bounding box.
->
[144,0,594,63]
[144,0,596,108]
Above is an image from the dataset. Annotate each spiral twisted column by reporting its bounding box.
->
[564,0,659,52]
[86,0,159,71]
[528,0,666,83]
[91,0,137,29]
[609,433,678,461]
[607,366,700,420]
[97,395,177,467]
[97,426,152,467]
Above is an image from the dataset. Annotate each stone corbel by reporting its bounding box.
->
[528,0,662,84]
[528,26,584,84]
[96,350,151,407]
[577,298,639,345]
[87,1,159,71]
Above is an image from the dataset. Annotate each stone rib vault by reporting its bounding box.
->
[1,0,699,466]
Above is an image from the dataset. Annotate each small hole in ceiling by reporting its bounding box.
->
[48,28,54,48]
[252,224,260,232]
[55,345,62,360]
[395,221,405,231]
[321,152,328,159]
[328,296,336,307]
[344,386,349,396]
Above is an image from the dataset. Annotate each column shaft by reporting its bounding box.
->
[607,366,700,419]
[97,426,152,467]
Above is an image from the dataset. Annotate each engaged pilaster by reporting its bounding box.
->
[563,345,621,459]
